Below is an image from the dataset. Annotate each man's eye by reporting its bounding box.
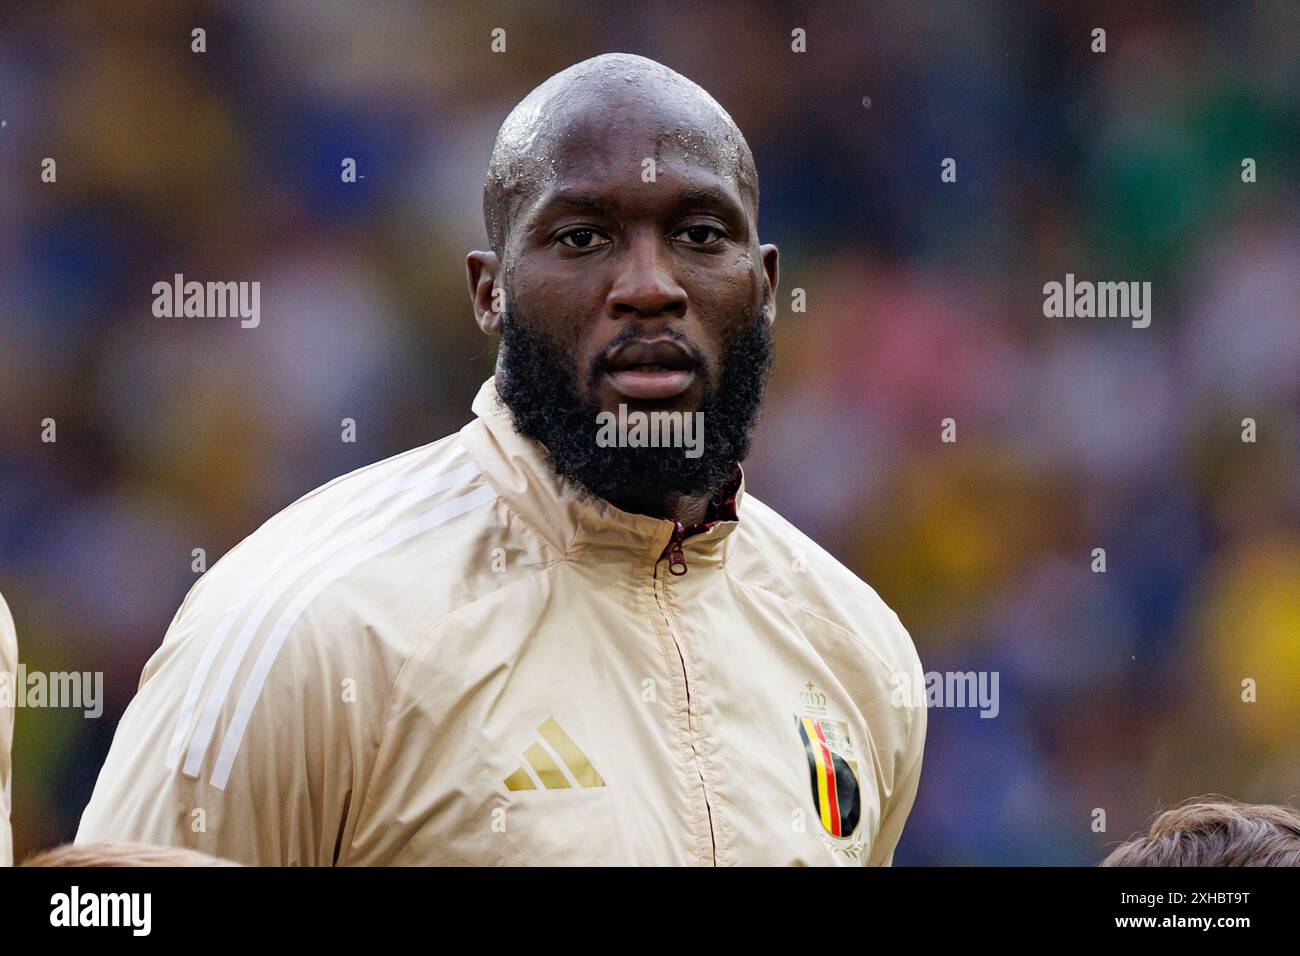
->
[675,224,725,245]
[557,228,609,249]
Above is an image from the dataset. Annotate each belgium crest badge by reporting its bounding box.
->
[796,681,862,845]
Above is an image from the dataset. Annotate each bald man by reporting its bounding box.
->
[78,54,926,866]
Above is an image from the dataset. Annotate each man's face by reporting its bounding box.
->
[477,107,779,507]
[504,117,771,413]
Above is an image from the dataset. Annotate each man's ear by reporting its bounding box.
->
[466,250,503,335]
[759,243,779,326]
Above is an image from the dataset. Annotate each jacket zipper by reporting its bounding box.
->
[653,544,717,864]
[662,522,689,575]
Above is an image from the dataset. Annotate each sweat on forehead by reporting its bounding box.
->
[483,53,758,254]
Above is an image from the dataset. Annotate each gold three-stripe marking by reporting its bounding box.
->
[504,716,606,791]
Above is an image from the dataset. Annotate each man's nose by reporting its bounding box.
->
[605,232,687,320]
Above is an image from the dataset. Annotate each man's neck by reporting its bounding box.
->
[604,466,742,528]
[607,490,712,527]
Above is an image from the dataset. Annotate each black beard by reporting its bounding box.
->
[495,307,773,510]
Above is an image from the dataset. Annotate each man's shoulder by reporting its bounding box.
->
[153,431,503,677]
[0,590,11,869]
[732,494,922,678]
[263,430,487,534]
[0,590,14,672]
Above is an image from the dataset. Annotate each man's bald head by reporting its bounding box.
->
[483,53,759,257]
[466,53,780,516]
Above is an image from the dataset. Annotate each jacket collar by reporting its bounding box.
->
[459,376,744,570]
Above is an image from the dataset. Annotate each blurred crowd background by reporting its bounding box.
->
[1,0,1297,865]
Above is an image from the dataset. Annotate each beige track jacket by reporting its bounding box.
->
[77,377,926,865]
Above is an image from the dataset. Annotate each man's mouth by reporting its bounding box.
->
[601,338,698,401]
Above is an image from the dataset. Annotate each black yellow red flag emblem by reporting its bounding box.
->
[796,715,861,838]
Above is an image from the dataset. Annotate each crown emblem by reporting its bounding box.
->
[800,680,827,712]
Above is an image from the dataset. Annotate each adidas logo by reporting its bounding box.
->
[503,716,606,791]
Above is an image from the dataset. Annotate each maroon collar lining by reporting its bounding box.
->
[677,470,741,540]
